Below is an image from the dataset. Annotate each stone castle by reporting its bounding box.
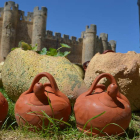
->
[0,1,116,64]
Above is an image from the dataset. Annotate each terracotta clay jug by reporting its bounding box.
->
[0,92,8,126]
[74,73,131,136]
[15,72,71,130]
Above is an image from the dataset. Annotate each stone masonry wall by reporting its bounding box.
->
[15,21,33,47]
[45,31,83,63]
[44,38,82,63]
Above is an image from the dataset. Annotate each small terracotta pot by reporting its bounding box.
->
[82,61,90,71]
[0,92,8,126]
[74,73,131,136]
[15,72,71,131]
[102,50,115,54]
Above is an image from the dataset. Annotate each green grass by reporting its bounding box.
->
[0,87,140,140]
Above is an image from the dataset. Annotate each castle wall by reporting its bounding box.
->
[59,41,82,64]
[44,32,83,63]
[45,39,57,49]
[15,21,33,47]
[45,39,83,63]
[0,1,116,64]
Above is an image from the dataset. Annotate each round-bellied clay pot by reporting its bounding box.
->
[15,72,71,130]
[74,73,131,136]
[0,92,8,126]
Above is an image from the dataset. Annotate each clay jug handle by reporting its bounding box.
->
[85,73,118,96]
[26,72,59,95]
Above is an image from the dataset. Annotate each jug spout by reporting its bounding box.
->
[107,83,118,99]
[30,83,50,105]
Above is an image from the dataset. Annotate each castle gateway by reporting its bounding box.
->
[0,1,116,63]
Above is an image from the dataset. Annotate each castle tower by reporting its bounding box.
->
[0,1,18,61]
[32,7,47,50]
[99,33,108,52]
[82,24,97,64]
[95,36,103,54]
[138,0,140,44]
[109,40,116,52]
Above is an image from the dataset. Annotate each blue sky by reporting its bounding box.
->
[0,0,139,53]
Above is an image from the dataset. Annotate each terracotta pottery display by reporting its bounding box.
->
[74,73,131,136]
[15,72,71,130]
[102,50,115,54]
[0,92,8,126]
[83,61,90,71]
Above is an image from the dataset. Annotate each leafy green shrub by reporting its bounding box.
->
[12,41,71,57]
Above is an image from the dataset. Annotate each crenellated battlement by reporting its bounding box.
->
[81,31,85,38]
[109,40,116,46]
[45,30,83,44]
[86,24,97,33]
[63,34,69,40]
[46,30,53,37]
[78,38,83,43]
[33,6,47,17]
[96,35,102,42]
[109,40,116,51]
[100,33,108,41]
[55,32,61,39]
[4,1,19,11]
[71,36,77,42]
[18,10,33,22]
[26,12,33,21]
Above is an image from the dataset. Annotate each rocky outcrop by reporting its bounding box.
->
[2,48,87,102]
[84,51,140,111]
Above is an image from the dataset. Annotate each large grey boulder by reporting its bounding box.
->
[84,51,140,111]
